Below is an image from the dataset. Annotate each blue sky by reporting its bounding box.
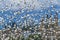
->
[0,0,60,29]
